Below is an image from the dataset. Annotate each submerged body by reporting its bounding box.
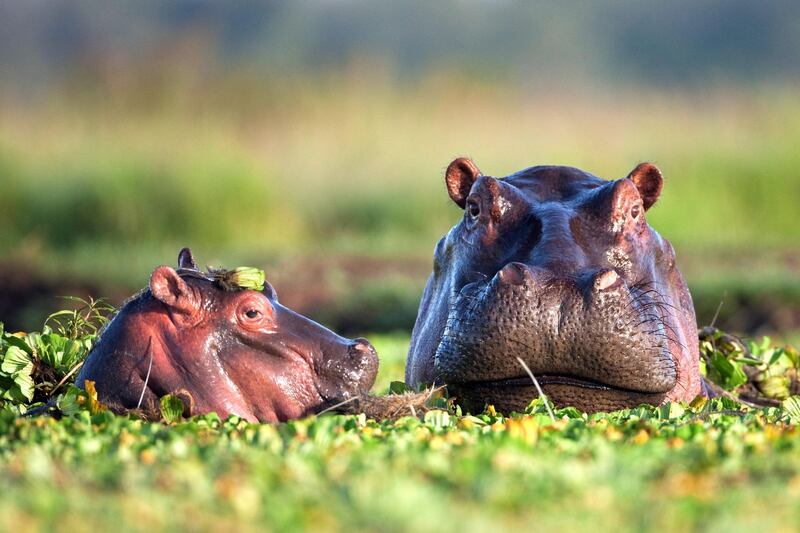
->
[406,158,701,413]
[77,249,378,422]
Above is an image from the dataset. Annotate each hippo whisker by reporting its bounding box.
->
[624,285,685,348]
[633,294,679,314]
[632,316,681,348]
[629,314,668,332]
[639,302,681,319]
[618,309,659,332]
[630,305,684,348]
[467,270,490,282]
[631,281,682,313]
[633,292,681,316]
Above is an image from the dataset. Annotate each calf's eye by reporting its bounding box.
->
[245,309,261,320]
[630,204,641,219]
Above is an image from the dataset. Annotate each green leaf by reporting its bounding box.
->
[781,396,800,424]
[707,351,748,390]
[658,402,685,419]
[423,410,451,429]
[160,394,186,423]
[57,386,85,417]
[4,334,32,355]
[2,385,25,403]
[62,339,85,369]
[0,375,26,402]
[555,406,583,419]
[689,395,708,410]
[2,346,33,375]
[755,366,792,400]
[389,381,411,394]
[229,267,266,292]
[14,372,34,402]
[767,348,787,366]
[35,334,60,368]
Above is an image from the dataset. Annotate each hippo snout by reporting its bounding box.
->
[349,337,380,389]
[434,260,678,411]
[317,337,379,403]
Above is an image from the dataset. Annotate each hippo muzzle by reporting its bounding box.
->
[317,337,379,403]
[437,263,679,412]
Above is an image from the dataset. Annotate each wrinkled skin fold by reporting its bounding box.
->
[406,158,702,413]
[76,249,378,422]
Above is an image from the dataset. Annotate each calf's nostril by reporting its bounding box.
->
[351,338,376,355]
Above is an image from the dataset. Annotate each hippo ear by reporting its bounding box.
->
[150,266,199,315]
[177,247,198,270]
[626,162,663,210]
[445,157,481,209]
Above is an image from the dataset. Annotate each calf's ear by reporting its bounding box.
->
[150,266,199,315]
[177,247,198,270]
[626,162,663,210]
[445,157,481,209]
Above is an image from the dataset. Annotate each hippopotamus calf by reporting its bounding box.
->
[76,249,378,422]
[407,158,702,413]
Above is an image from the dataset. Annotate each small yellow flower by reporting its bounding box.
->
[632,429,650,444]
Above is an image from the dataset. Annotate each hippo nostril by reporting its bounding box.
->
[346,338,379,392]
[594,269,621,291]
[497,262,531,286]
[351,338,377,356]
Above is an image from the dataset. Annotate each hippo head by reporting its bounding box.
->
[76,249,378,422]
[406,158,702,413]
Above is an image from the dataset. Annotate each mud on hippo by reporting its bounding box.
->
[76,249,378,422]
[406,158,703,413]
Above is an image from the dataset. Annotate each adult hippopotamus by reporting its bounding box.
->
[406,158,702,413]
[76,249,378,422]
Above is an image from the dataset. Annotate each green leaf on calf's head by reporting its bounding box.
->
[212,267,266,292]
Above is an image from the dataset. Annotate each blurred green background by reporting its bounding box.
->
[0,0,798,344]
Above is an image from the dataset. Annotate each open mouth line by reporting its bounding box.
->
[456,374,657,395]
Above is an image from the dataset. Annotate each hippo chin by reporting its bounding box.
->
[406,158,702,413]
[76,248,378,423]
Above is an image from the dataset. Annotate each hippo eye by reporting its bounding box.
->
[630,204,641,219]
[467,200,480,219]
[244,309,262,320]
